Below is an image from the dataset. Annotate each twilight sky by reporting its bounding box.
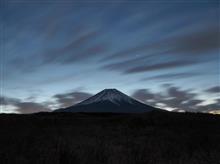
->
[0,0,219,113]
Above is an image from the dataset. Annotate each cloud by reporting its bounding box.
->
[6,4,218,77]
[205,86,220,93]
[0,96,51,114]
[132,89,156,103]
[100,26,218,76]
[101,44,151,61]
[162,86,199,111]
[101,25,219,63]
[9,56,42,73]
[0,96,19,105]
[14,102,51,114]
[167,26,220,55]
[54,91,93,108]
[131,85,219,112]
[166,86,196,101]
[42,30,103,64]
[9,29,106,74]
[198,99,220,113]
[102,56,148,71]
[141,72,198,81]
[124,60,197,74]
[102,56,198,75]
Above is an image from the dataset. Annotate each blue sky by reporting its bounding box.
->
[0,0,219,113]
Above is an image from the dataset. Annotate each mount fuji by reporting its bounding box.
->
[54,89,160,113]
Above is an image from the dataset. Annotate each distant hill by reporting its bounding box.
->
[54,89,160,113]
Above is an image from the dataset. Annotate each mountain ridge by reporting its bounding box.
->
[54,89,160,113]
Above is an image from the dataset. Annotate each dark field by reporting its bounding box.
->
[0,111,220,164]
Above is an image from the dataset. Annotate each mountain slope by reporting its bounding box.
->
[54,89,160,113]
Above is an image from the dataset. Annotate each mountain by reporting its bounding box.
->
[54,89,160,113]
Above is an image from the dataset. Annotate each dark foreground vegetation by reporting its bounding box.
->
[0,111,220,164]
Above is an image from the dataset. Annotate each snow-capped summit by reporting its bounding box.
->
[76,88,137,106]
[54,89,160,113]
